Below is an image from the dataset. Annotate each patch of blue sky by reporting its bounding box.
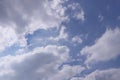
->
[62,0,120,77]
[0,44,21,57]
[25,27,67,51]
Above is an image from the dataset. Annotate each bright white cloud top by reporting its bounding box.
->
[81,28,120,65]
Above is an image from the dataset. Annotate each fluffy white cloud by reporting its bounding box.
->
[0,0,67,33]
[70,77,83,80]
[49,65,85,80]
[81,28,120,65]
[0,0,69,51]
[74,68,120,80]
[0,45,67,79]
[74,10,85,21]
[68,3,85,21]
[72,36,83,45]
[0,25,28,52]
[0,45,85,80]
[68,3,80,10]
[0,1,86,79]
[0,26,18,51]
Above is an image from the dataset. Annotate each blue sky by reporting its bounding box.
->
[0,0,120,80]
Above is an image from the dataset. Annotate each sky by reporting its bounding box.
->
[0,0,120,80]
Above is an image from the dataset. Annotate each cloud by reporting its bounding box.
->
[81,28,120,65]
[0,0,67,33]
[0,27,18,52]
[74,10,85,21]
[68,3,85,21]
[72,36,83,46]
[49,65,85,80]
[68,3,80,10]
[0,45,79,80]
[49,26,68,41]
[70,77,83,80]
[0,25,28,52]
[73,68,120,80]
[0,0,69,51]
[0,45,85,80]
[25,26,69,48]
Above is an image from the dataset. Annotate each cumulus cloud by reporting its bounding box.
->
[0,0,67,32]
[72,36,83,46]
[0,25,28,52]
[0,45,72,80]
[68,3,85,21]
[49,65,85,80]
[81,28,120,65]
[73,68,120,80]
[74,10,85,21]
[0,26,18,51]
[0,1,86,80]
[0,44,85,80]
[0,0,69,52]
[68,3,80,10]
